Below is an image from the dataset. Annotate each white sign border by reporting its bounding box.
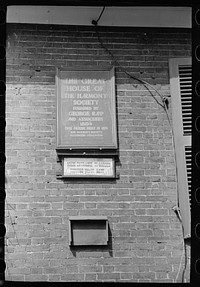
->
[62,157,116,178]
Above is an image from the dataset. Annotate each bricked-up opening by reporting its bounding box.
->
[69,216,108,246]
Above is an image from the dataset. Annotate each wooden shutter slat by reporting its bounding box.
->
[185,146,192,208]
[169,57,191,239]
[180,65,192,136]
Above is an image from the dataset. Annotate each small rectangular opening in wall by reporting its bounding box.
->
[69,216,108,246]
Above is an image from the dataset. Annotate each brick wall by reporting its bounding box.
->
[5,23,191,282]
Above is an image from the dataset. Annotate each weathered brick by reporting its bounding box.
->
[61,274,84,281]
[7,268,30,275]
[132,272,156,280]
[115,265,138,272]
[25,275,48,281]
[5,275,25,281]
[30,268,43,275]
[85,273,97,281]
[103,265,114,273]
[79,265,103,273]
[5,22,191,283]
[97,273,120,280]
[44,267,66,274]
[49,275,61,281]
[120,272,133,280]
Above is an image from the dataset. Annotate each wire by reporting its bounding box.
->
[96,6,106,24]
[182,237,188,282]
[5,199,20,246]
[175,246,184,282]
[93,24,167,111]
[91,6,106,26]
[173,203,188,282]
[175,230,188,283]
[92,23,189,282]
[92,8,168,111]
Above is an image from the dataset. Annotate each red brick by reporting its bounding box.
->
[25,275,48,281]
[49,275,61,281]
[5,275,25,281]
[79,265,103,273]
[85,273,97,281]
[103,266,114,273]
[97,273,120,280]
[120,273,133,280]
[5,23,191,283]
[115,265,138,272]
[30,268,43,275]
[44,267,66,274]
[7,268,30,275]
[61,274,84,281]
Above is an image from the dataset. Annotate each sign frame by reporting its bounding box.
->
[56,66,117,150]
[62,157,116,178]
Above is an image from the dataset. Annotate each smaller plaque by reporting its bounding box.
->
[63,157,115,178]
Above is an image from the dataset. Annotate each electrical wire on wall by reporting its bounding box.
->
[4,199,21,278]
[92,7,170,116]
[91,6,188,283]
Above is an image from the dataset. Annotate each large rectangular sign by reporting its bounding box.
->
[56,67,117,149]
[63,157,115,178]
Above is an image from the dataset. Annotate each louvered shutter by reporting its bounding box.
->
[169,57,191,239]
